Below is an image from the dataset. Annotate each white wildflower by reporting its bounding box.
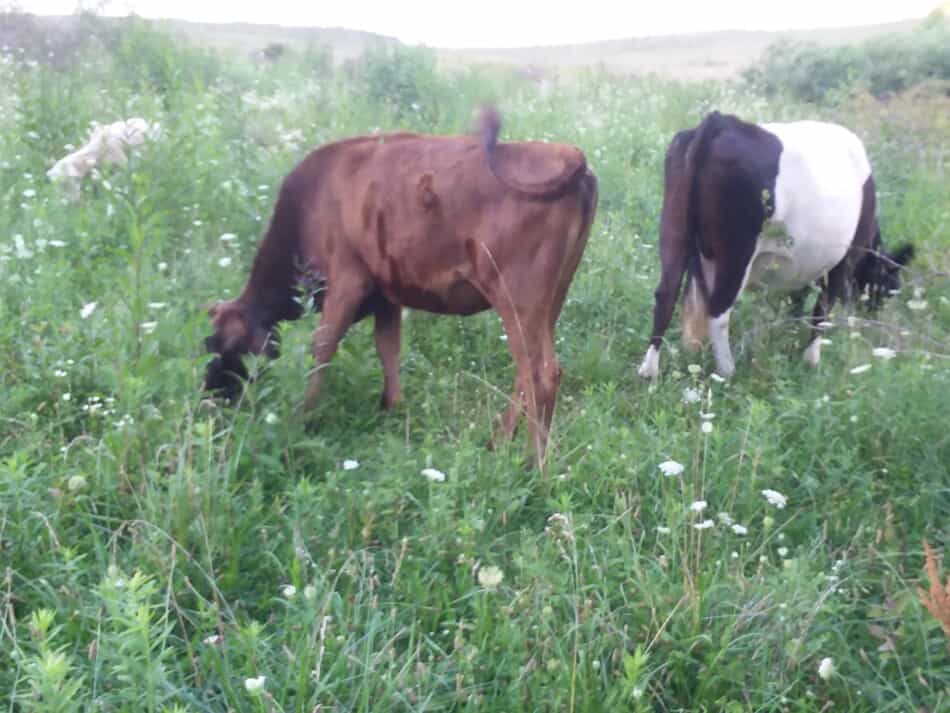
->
[217,256,232,268]
[872,347,896,360]
[818,657,835,680]
[281,585,296,598]
[203,634,222,645]
[244,675,266,693]
[303,585,317,600]
[147,302,167,310]
[682,386,702,404]
[701,421,713,434]
[777,546,789,557]
[264,412,278,425]
[140,321,157,334]
[13,234,32,258]
[80,302,97,319]
[22,188,36,198]
[67,474,87,491]
[656,526,671,534]
[477,565,504,589]
[157,261,168,271]
[762,489,787,509]
[689,500,708,514]
[54,369,67,378]
[421,467,445,482]
[342,459,359,471]
[731,523,748,536]
[687,363,702,376]
[849,364,871,375]
[907,299,927,311]
[62,393,72,402]
[717,512,734,526]
[693,519,715,530]
[48,240,66,247]
[657,460,684,477]
[710,373,726,383]
[219,232,237,242]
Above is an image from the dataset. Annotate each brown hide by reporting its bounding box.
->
[205,109,598,467]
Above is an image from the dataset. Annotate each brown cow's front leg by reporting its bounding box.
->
[374,300,402,410]
[304,280,370,412]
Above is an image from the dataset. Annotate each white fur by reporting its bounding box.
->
[681,276,708,351]
[638,344,660,379]
[750,121,871,291]
[803,338,822,367]
[709,311,735,378]
[47,118,159,201]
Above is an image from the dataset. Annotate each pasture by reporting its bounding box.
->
[1,16,949,712]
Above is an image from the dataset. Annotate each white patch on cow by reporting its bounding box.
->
[803,338,822,367]
[751,120,871,292]
[681,277,708,351]
[709,311,735,378]
[637,344,660,379]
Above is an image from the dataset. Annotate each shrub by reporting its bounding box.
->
[744,16,950,103]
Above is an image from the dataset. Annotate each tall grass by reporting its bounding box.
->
[1,14,949,712]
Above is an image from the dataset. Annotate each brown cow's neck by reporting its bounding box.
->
[240,187,306,328]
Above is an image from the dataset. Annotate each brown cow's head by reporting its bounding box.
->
[203,300,277,400]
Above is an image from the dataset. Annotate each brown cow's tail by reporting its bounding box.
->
[477,105,587,199]
[679,111,726,348]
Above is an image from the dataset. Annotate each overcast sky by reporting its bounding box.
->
[18,0,940,48]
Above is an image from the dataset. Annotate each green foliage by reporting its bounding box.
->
[352,44,445,125]
[1,12,950,713]
[745,17,950,103]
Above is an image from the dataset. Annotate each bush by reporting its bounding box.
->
[745,16,950,103]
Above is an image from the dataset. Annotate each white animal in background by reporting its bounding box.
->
[47,118,159,201]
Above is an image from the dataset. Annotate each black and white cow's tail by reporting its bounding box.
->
[680,111,725,349]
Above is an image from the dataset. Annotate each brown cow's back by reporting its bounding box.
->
[291,132,590,316]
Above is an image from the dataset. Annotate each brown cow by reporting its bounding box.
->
[204,108,598,466]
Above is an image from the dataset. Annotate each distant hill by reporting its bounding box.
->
[3,12,925,80]
[160,18,400,62]
[436,21,922,80]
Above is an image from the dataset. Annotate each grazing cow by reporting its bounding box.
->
[204,108,598,465]
[638,111,913,379]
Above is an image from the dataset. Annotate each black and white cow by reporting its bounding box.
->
[638,110,913,379]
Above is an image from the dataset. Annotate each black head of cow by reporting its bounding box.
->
[203,300,279,401]
[854,241,915,309]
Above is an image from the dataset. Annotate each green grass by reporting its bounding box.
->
[1,17,949,713]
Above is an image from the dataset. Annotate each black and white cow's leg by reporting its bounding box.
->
[803,262,846,367]
[638,254,688,379]
[705,256,750,379]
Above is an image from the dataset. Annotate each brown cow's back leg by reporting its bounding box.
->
[496,308,560,467]
[304,276,372,412]
[374,300,402,409]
